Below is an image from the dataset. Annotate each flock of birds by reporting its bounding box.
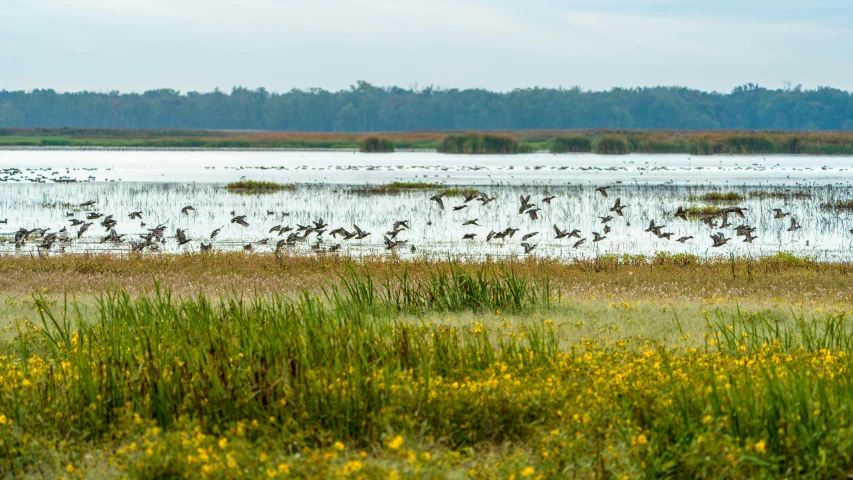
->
[2,185,844,255]
[426,186,822,254]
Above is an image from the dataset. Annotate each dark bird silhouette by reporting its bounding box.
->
[526,208,540,221]
[353,224,371,239]
[599,215,613,224]
[518,195,533,214]
[181,206,195,215]
[210,226,224,239]
[231,215,249,227]
[462,219,480,226]
[522,231,539,241]
[592,232,606,242]
[674,206,688,221]
[477,192,496,205]
[542,195,556,204]
[610,198,628,216]
[462,233,477,240]
[573,238,586,248]
[453,205,468,211]
[521,242,537,254]
[176,229,191,245]
[710,232,730,247]
[392,220,410,230]
[677,236,693,243]
[788,217,801,231]
[554,225,570,239]
[430,193,446,210]
[77,222,92,239]
[595,186,610,197]
[645,220,665,236]
[721,206,747,218]
[128,211,143,220]
[773,209,789,219]
[79,200,96,207]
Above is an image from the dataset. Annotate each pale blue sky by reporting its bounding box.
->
[1,0,851,93]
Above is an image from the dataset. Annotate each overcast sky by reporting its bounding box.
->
[1,0,852,94]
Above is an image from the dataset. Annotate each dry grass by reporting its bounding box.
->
[2,253,852,306]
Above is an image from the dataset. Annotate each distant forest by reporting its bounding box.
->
[1,81,852,131]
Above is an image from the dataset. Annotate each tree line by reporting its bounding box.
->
[1,81,851,131]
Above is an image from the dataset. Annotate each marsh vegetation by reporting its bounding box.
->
[3,256,853,477]
[225,180,296,194]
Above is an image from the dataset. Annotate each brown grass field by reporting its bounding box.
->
[1,252,850,304]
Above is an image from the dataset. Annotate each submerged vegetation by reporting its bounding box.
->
[3,257,853,477]
[438,133,519,154]
[358,136,395,153]
[5,128,853,155]
[224,180,295,194]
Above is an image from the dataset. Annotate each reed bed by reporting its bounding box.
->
[224,180,296,194]
[550,135,593,153]
[592,134,630,154]
[358,136,395,153]
[685,205,722,218]
[439,134,520,154]
[689,191,746,202]
[3,265,853,477]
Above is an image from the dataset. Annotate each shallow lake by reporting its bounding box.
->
[1,149,852,259]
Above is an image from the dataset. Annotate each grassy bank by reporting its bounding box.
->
[3,257,853,477]
[7,128,853,154]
